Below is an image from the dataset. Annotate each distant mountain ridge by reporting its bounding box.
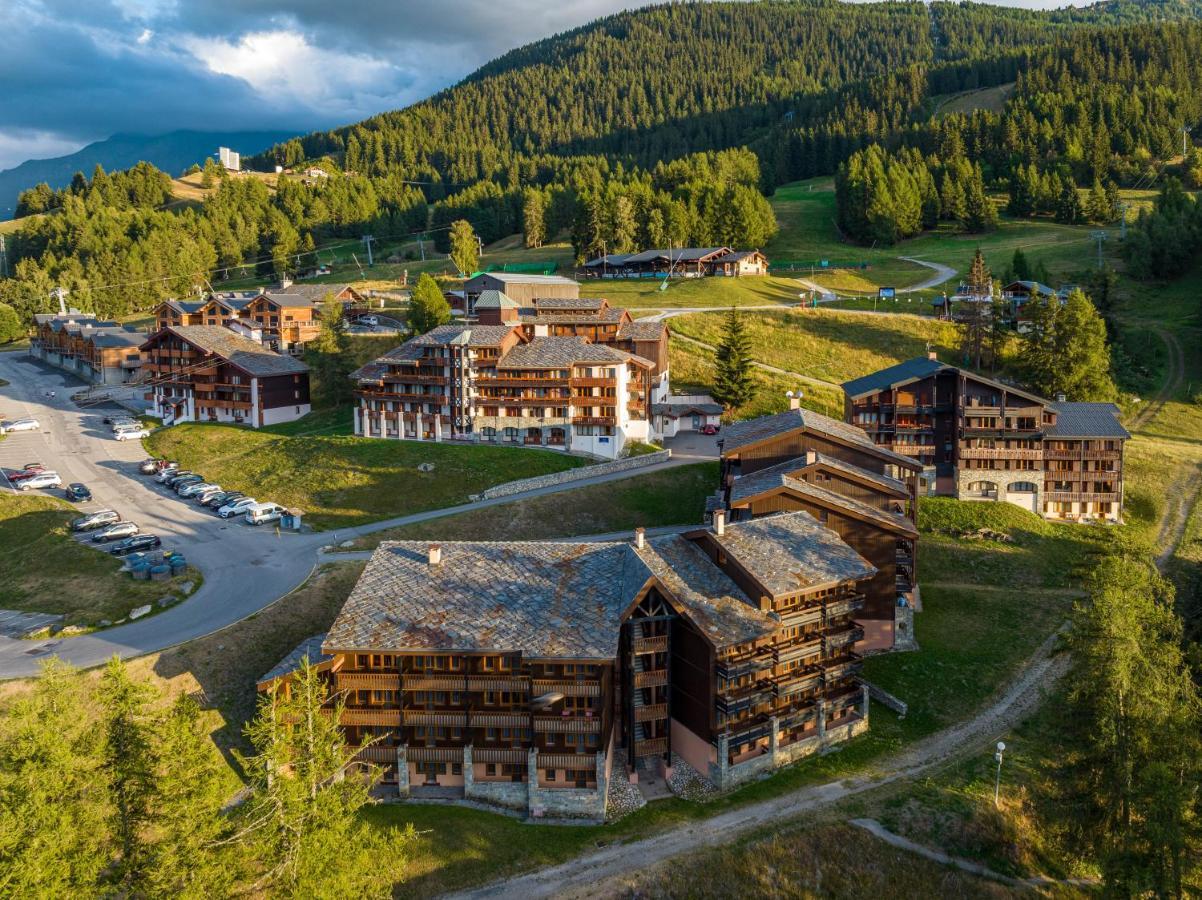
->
[0,130,298,220]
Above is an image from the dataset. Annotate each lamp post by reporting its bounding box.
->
[993,741,1006,808]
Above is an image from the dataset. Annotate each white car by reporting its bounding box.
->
[178,481,217,498]
[17,471,62,490]
[2,418,40,433]
[115,428,151,441]
[245,502,286,526]
[193,485,226,503]
[218,496,257,518]
[359,315,379,327]
[112,422,142,433]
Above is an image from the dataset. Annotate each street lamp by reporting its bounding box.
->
[993,741,1006,808]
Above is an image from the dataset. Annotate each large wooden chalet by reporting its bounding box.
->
[30,312,145,385]
[583,248,769,278]
[842,354,1129,522]
[258,510,873,820]
[713,400,923,652]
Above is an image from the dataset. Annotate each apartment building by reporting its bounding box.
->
[258,510,874,819]
[140,325,310,427]
[30,312,145,385]
[842,355,1129,522]
[714,401,923,652]
[351,323,654,458]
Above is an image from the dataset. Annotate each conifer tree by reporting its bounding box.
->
[1021,288,1115,400]
[1010,248,1031,282]
[521,188,547,249]
[449,219,479,276]
[1087,178,1110,223]
[408,273,452,335]
[1055,181,1085,224]
[310,293,354,407]
[712,307,755,408]
[961,165,997,232]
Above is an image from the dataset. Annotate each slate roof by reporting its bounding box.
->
[258,633,332,685]
[497,336,649,369]
[616,320,667,341]
[533,297,606,310]
[583,254,633,267]
[711,512,877,597]
[730,454,906,501]
[730,465,915,536]
[634,536,776,647]
[651,397,724,418]
[716,250,765,262]
[519,308,628,326]
[475,290,521,310]
[841,357,947,400]
[262,293,322,309]
[1047,402,1130,439]
[324,541,642,659]
[412,324,516,347]
[154,326,309,376]
[90,330,146,349]
[720,407,918,469]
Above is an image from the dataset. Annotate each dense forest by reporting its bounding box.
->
[6,0,1202,320]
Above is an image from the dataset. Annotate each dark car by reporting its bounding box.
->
[701,424,719,436]
[163,471,199,488]
[71,509,120,531]
[110,534,162,556]
[64,483,92,502]
[172,475,205,494]
[205,490,243,509]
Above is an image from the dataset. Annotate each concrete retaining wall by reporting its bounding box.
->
[475,450,671,500]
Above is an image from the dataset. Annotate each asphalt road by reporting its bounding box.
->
[0,352,711,679]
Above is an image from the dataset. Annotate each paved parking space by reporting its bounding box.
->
[663,429,721,461]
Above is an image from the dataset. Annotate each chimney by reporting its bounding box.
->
[927,350,938,361]
[1055,392,1067,403]
[428,544,442,566]
[786,390,802,411]
[805,449,818,466]
[634,527,645,550]
[279,276,293,290]
[714,509,726,536]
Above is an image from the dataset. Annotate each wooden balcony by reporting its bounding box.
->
[407,746,463,763]
[195,398,252,411]
[335,672,401,690]
[633,635,669,654]
[633,669,668,688]
[635,703,668,722]
[531,679,600,697]
[349,745,397,763]
[401,674,466,691]
[470,712,530,728]
[570,394,617,405]
[572,416,616,426]
[538,752,598,770]
[402,709,468,727]
[476,376,566,387]
[340,708,402,726]
[569,377,615,388]
[959,447,1043,460]
[1045,491,1119,503]
[634,737,668,757]
[381,374,448,385]
[534,716,601,734]
[472,747,527,764]
[1083,449,1122,460]
[467,676,530,692]
[890,445,933,457]
[1044,448,1080,460]
[773,670,820,697]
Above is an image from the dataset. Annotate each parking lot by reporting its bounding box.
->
[0,352,325,677]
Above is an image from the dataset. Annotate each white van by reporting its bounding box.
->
[245,502,286,526]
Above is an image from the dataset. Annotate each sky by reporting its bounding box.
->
[2,0,1090,171]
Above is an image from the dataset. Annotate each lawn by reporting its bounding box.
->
[354,461,718,549]
[579,274,806,309]
[142,416,589,530]
[668,308,961,386]
[0,492,199,628]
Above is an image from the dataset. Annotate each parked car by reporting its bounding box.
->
[72,510,120,531]
[157,468,192,484]
[161,470,198,486]
[193,485,226,503]
[139,458,173,475]
[110,534,162,556]
[170,476,205,494]
[178,481,218,498]
[701,424,719,435]
[205,490,244,509]
[18,472,62,491]
[91,522,139,543]
[63,483,92,502]
[2,418,40,433]
[112,422,142,434]
[115,428,151,441]
[9,465,48,482]
[245,502,286,526]
[103,414,136,425]
[359,315,379,327]
[218,497,257,519]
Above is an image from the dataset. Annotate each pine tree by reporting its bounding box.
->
[957,249,992,369]
[1087,178,1110,223]
[1055,181,1085,224]
[712,307,756,408]
[0,660,109,895]
[521,188,547,249]
[98,657,157,883]
[961,166,997,233]
[237,661,412,896]
[1021,288,1115,400]
[309,293,354,407]
[408,273,451,335]
[1011,248,1031,282]
[610,194,638,252]
[448,219,479,276]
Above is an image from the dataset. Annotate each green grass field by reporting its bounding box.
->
[355,461,718,548]
[0,493,198,628]
[142,416,588,530]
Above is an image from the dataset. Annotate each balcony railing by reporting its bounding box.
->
[538,752,598,770]
[531,679,600,697]
[533,716,601,733]
[572,416,616,427]
[470,711,530,728]
[349,745,397,763]
[633,670,668,688]
[402,709,468,727]
[633,635,669,654]
[340,708,402,726]
[960,447,1043,460]
[472,747,527,764]
[635,703,668,722]
[634,737,668,757]
[335,673,401,690]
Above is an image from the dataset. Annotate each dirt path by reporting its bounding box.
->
[453,627,1068,900]
[1129,326,1184,432]
[1156,462,1202,572]
[897,257,958,293]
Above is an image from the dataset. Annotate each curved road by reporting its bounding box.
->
[0,353,711,679]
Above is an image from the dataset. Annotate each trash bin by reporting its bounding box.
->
[149,565,171,582]
[169,557,187,576]
[131,562,151,580]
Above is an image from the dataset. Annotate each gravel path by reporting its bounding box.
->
[897,257,958,293]
[453,626,1069,900]
[1128,326,1184,432]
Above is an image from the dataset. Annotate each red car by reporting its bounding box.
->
[701,424,720,436]
[9,465,48,482]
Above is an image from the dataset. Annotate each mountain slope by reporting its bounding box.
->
[0,130,297,220]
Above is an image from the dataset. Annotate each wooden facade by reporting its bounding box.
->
[30,313,145,385]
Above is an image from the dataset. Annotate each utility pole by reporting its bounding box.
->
[1090,230,1107,270]
[417,234,426,261]
[50,286,69,315]
[361,234,376,267]
[1118,202,1130,241]
[1183,125,1193,160]
[994,741,1006,808]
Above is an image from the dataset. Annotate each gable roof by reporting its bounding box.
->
[148,326,309,377]
[841,357,947,400]
[616,320,667,342]
[1047,402,1130,439]
[584,254,633,267]
[710,511,877,598]
[467,273,579,287]
[258,633,332,687]
[623,247,731,264]
[720,407,920,470]
[730,465,915,536]
[475,289,521,310]
[496,336,650,369]
[533,297,606,311]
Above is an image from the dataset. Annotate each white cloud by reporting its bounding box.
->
[0,130,88,171]
[137,28,154,44]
